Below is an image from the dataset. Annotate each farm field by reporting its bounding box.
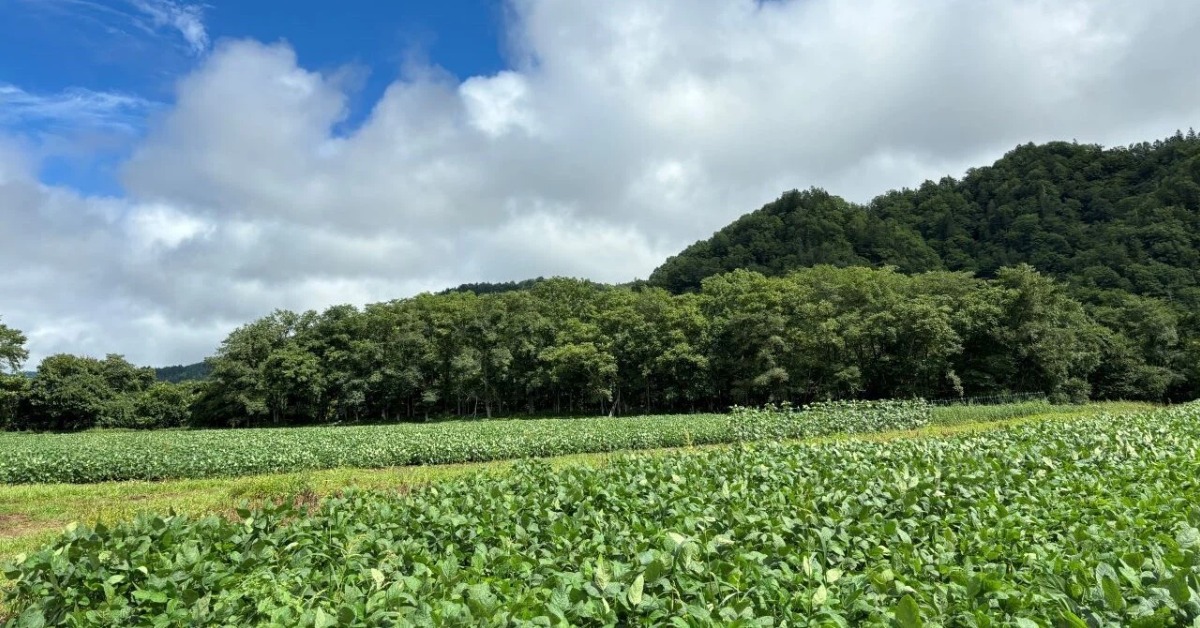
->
[0,402,1132,562]
[0,399,1031,485]
[3,401,1190,625]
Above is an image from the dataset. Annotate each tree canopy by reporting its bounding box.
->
[0,318,30,429]
[0,317,29,376]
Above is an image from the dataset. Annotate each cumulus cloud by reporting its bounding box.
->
[4,0,1200,366]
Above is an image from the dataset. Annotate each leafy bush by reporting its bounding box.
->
[128,382,196,429]
[0,375,27,431]
[729,399,932,441]
[4,404,1199,625]
[930,399,1054,426]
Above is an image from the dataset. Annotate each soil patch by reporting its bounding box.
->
[0,514,40,539]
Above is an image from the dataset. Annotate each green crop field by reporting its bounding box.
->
[0,401,938,485]
[3,402,1197,625]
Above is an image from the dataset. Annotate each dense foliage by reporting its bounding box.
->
[5,404,1198,626]
[729,400,930,441]
[650,134,1200,400]
[181,265,1112,428]
[0,318,29,430]
[3,354,196,432]
[0,401,929,484]
[0,319,26,378]
[1,263,1116,431]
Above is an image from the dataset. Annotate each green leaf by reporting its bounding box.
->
[16,606,46,628]
[1129,612,1172,628]
[132,589,168,604]
[313,608,337,628]
[1100,576,1125,611]
[627,573,644,607]
[1176,526,1200,550]
[871,569,895,589]
[1165,573,1192,605]
[812,584,828,607]
[894,595,923,628]
[548,587,571,616]
[1059,611,1089,628]
[593,561,610,590]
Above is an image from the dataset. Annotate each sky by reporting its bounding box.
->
[2,0,1200,367]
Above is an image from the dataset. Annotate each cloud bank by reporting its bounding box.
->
[4,0,1200,366]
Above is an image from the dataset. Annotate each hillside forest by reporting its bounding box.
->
[3,132,1199,430]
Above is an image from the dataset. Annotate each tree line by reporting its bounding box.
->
[0,334,197,432]
[188,265,1135,427]
[2,263,1179,431]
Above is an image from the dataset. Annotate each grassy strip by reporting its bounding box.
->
[0,401,1149,565]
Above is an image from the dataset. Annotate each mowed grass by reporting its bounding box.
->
[0,401,1151,565]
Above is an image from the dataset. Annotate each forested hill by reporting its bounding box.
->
[649,132,1200,300]
[439,278,547,296]
[154,362,212,383]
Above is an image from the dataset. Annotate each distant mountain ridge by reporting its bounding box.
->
[649,131,1200,301]
[155,362,212,383]
[439,278,548,296]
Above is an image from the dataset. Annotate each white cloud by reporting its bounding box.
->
[4,0,1200,366]
[461,72,540,138]
[128,0,209,55]
[19,0,209,57]
[0,84,156,133]
[125,203,213,251]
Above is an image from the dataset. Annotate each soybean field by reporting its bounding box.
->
[1,401,933,485]
[3,403,1199,625]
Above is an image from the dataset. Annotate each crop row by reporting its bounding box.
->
[4,403,1198,625]
[0,401,929,485]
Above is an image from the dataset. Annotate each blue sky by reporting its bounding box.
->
[0,0,507,195]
